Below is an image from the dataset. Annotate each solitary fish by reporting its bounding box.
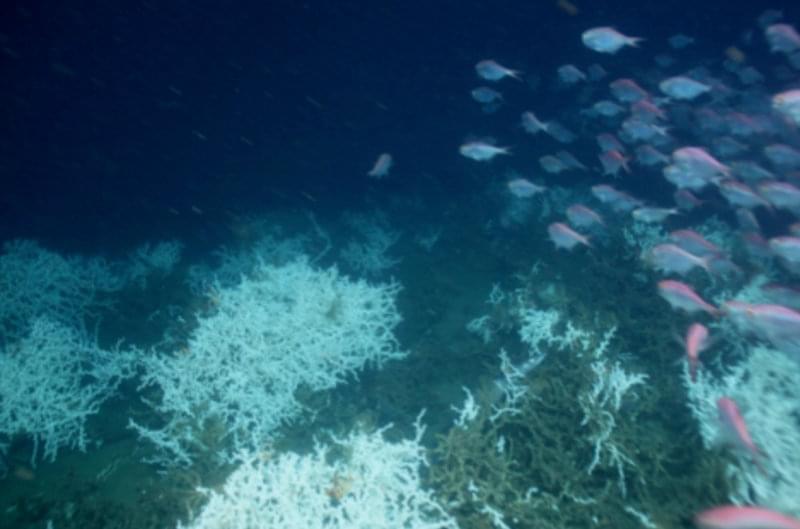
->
[459,141,510,161]
[684,323,709,382]
[475,59,521,81]
[582,27,642,54]
[367,153,393,178]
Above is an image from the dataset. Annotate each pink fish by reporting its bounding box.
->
[547,222,590,250]
[657,280,719,316]
[367,153,393,178]
[646,244,710,276]
[599,150,631,177]
[773,89,800,126]
[765,24,800,54]
[695,506,800,529]
[609,78,648,103]
[668,230,723,257]
[684,323,709,382]
[716,397,765,472]
[672,147,730,178]
[722,302,800,358]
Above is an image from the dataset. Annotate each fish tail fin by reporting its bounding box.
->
[628,36,645,47]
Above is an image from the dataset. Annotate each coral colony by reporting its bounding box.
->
[6,7,800,529]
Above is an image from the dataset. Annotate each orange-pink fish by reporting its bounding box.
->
[695,505,800,529]
[717,397,765,472]
[684,323,709,382]
[657,280,719,316]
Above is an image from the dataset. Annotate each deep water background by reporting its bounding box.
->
[1,0,797,255]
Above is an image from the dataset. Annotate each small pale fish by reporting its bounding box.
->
[758,9,784,29]
[684,323,709,382]
[735,208,761,232]
[662,165,707,191]
[586,63,608,81]
[596,132,625,153]
[557,64,586,84]
[544,121,577,143]
[599,150,630,177]
[764,143,800,170]
[633,207,679,224]
[582,27,642,54]
[741,232,772,262]
[590,100,625,117]
[471,86,503,104]
[654,53,676,68]
[712,137,748,158]
[548,222,591,250]
[620,118,668,142]
[631,99,666,122]
[520,111,550,135]
[674,189,703,210]
[539,155,569,174]
[672,147,729,178]
[769,236,800,268]
[695,506,800,529]
[765,23,800,54]
[718,180,770,210]
[475,59,521,81]
[609,78,648,103]
[646,243,709,275]
[725,112,765,137]
[716,397,765,470]
[668,34,695,49]
[507,178,545,198]
[367,153,393,178]
[758,181,800,213]
[657,280,719,316]
[659,76,711,100]
[459,142,510,161]
[669,229,723,257]
[772,89,800,125]
[730,161,772,183]
[736,65,764,85]
[636,144,670,166]
[762,284,800,311]
[591,184,643,212]
[555,150,587,170]
[723,301,800,357]
[566,204,605,229]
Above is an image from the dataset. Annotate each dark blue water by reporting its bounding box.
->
[2,1,800,528]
